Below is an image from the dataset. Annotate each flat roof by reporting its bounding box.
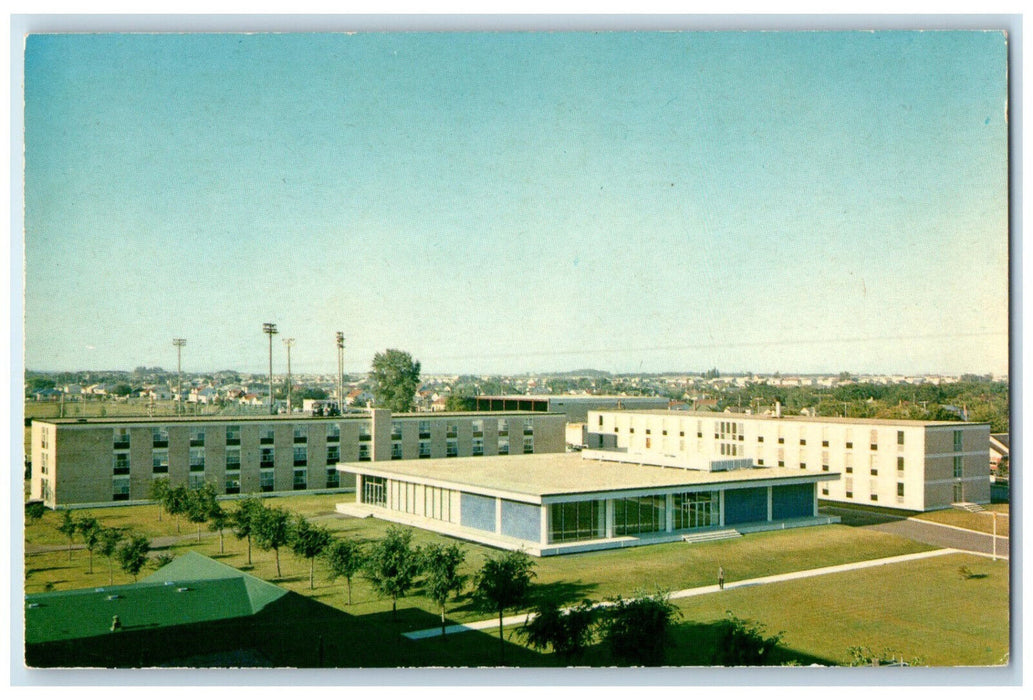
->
[476,394,668,403]
[592,409,985,428]
[338,452,834,501]
[34,410,562,426]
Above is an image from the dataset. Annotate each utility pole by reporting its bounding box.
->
[336,332,345,415]
[263,323,278,415]
[283,337,296,414]
[173,338,186,416]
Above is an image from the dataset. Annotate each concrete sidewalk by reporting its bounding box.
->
[403,547,959,640]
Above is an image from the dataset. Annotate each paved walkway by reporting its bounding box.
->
[403,548,959,640]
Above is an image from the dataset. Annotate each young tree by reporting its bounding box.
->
[148,477,170,522]
[151,551,176,570]
[76,515,102,574]
[116,533,151,581]
[185,483,218,542]
[520,599,597,663]
[164,485,190,533]
[232,497,265,566]
[26,501,47,524]
[323,537,365,604]
[57,510,78,561]
[370,349,421,413]
[363,526,423,620]
[208,503,230,554]
[98,527,124,585]
[420,542,467,637]
[289,515,333,589]
[474,549,536,663]
[712,611,784,666]
[253,506,293,577]
[599,590,680,666]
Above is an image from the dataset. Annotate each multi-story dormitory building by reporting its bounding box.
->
[585,409,991,511]
[30,409,566,508]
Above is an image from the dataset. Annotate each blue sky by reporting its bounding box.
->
[23,31,1009,376]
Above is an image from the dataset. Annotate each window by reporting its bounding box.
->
[40,427,49,449]
[113,476,131,501]
[363,476,387,507]
[359,444,371,462]
[524,418,534,435]
[391,442,403,460]
[260,427,275,444]
[152,450,169,474]
[293,445,307,466]
[391,422,403,441]
[870,493,878,502]
[870,468,878,476]
[419,441,431,458]
[523,436,534,454]
[446,439,459,457]
[419,421,431,439]
[953,455,963,478]
[152,427,168,447]
[845,477,853,499]
[672,491,719,530]
[870,429,879,451]
[757,435,764,443]
[113,453,130,475]
[226,425,240,445]
[821,485,829,496]
[359,424,371,442]
[327,444,340,465]
[897,456,905,472]
[226,449,241,470]
[846,441,853,449]
[260,469,274,492]
[260,447,275,468]
[777,437,785,444]
[40,452,48,475]
[614,495,665,536]
[113,428,130,449]
[326,468,340,488]
[225,477,240,495]
[897,482,905,497]
[598,415,603,427]
[190,428,205,447]
[549,500,604,543]
[189,448,205,472]
[294,425,307,443]
[326,423,340,442]
[800,462,807,470]
[800,439,806,446]
[497,438,509,455]
[472,438,484,456]
[471,419,483,437]
[498,419,508,436]
[953,430,963,451]
[293,468,307,491]
[897,430,905,446]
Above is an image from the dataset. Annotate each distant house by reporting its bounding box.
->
[989,433,1009,477]
[346,389,373,407]
[692,397,718,411]
[32,388,62,402]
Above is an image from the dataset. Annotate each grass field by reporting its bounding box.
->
[22,493,1010,667]
[912,505,1010,535]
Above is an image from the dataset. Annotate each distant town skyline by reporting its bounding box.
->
[23,31,1009,376]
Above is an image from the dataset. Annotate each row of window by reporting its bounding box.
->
[111,466,342,501]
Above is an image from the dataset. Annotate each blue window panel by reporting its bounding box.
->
[460,492,496,532]
[500,500,541,542]
[724,487,768,525]
[772,483,814,520]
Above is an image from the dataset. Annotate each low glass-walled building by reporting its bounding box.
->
[337,452,839,556]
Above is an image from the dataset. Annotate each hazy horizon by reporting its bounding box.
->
[24,32,1009,377]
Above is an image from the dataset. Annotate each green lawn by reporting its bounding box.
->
[23,493,1010,667]
[912,505,1010,535]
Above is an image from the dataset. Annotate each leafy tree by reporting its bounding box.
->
[98,527,124,585]
[444,395,477,412]
[148,478,170,522]
[520,598,597,663]
[116,533,151,581]
[289,515,333,589]
[25,501,47,523]
[163,485,191,533]
[363,526,423,620]
[474,549,536,663]
[599,590,680,666]
[232,497,265,566]
[711,611,784,666]
[57,510,78,561]
[208,503,230,554]
[323,538,365,604]
[76,515,102,574]
[370,349,421,413]
[151,551,176,570]
[185,483,218,542]
[420,542,467,637]
[253,506,293,577]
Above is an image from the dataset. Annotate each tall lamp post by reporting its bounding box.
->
[283,337,296,415]
[173,338,186,416]
[336,332,345,415]
[263,323,278,415]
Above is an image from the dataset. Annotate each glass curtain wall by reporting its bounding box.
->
[549,500,604,543]
[672,491,720,530]
[613,495,666,535]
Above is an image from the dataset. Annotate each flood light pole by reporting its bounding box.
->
[263,323,278,415]
[173,338,186,416]
[283,337,296,414]
[336,332,345,414]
